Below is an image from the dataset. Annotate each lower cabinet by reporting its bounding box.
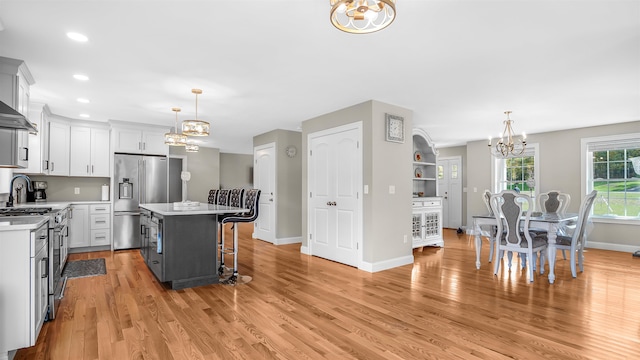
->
[412,197,444,248]
[141,212,218,289]
[69,203,111,250]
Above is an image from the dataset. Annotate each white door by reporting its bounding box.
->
[437,156,462,229]
[254,143,276,243]
[308,123,362,267]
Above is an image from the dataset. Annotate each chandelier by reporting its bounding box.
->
[488,111,527,158]
[164,107,187,146]
[329,0,396,34]
[185,140,199,153]
[182,89,210,136]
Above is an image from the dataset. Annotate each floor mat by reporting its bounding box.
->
[62,258,107,279]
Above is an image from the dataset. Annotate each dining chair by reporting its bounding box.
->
[490,191,547,282]
[216,189,230,206]
[481,190,498,262]
[537,190,597,278]
[535,190,572,259]
[219,189,261,284]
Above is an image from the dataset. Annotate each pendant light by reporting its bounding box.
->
[182,89,210,136]
[185,141,199,153]
[164,107,187,146]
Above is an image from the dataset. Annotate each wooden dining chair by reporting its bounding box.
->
[536,190,571,259]
[536,190,597,278]
[490,191,547,282]
[481,190,498,262]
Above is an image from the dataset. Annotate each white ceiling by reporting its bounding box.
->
[0,1,638,154]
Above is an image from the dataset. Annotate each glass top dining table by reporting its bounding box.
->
[471,212,578,284]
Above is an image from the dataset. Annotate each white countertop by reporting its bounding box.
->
[0,216,49,231]
[6,200,110,211]
[140,203,248,216]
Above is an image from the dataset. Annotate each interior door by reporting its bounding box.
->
[254,143,276,243]
[308,123,361,267]
[437,156,462,229]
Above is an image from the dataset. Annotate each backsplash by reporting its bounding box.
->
[11,175,109,203]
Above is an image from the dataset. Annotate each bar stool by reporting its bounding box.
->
[220,189,261,285]
[207,189,219,204]
[218,188,244,275]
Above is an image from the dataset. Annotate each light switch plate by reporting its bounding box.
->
[74,187,80,194]
[389,185,395,194]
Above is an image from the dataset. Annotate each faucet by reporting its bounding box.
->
[6,174,33,207]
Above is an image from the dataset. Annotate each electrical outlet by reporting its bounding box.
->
[74,187,80,194]
[403,234,408,243]
[389,185,395,194]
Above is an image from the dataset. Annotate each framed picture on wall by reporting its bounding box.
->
[385,113,404,143]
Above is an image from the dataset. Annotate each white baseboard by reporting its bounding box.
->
[586,241,639,253]
[359,255,414,273]
[274,236,302,245]
[300,245,310,255]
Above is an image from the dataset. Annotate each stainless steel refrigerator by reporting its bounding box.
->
[113,154,168,250]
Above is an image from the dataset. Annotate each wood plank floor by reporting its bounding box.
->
[16,225,640,359]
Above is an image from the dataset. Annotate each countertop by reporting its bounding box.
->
[0,216,49,231]
[140,203,248,216]
[5,200,110,211]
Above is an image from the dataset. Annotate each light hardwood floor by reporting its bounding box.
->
[16,225,640,359]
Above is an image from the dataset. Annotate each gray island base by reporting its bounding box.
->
[139,203,247,290]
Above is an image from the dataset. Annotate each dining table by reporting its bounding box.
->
[472,212,578,284]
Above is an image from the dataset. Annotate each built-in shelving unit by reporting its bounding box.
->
[411,128,443,248]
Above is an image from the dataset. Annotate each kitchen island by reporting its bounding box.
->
[139,203,246,290]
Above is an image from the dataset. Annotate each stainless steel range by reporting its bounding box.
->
[0,206,69,320]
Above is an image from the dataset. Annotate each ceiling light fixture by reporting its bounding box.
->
[66,32,88,42]
[165,107,187,146]
[185,141,199,153]
[76,98,90,103]
[79,114,90,118]
[329,0,396,34]
[73,74,89,81]
[488,111,527,158]
[182,88,210,136]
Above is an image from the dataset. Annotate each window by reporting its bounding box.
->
[582,134,640,221]
[492,144,540,210]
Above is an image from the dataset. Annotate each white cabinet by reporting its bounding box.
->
[69,203,111,249]
[48,120,70,176]
[0,56,34,117]
[70,126,110,177]
[112,127,167,155]
[412,198,444,248]
[412,128,443,248]
[69,204,89,248]
[0,220,48,357]
[89,203,111,246]
[22,104,48,174]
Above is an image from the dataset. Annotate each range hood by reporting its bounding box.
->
[0,100,37,133]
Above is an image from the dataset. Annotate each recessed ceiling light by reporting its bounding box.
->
[73,74,89,81]
[79,114,90,118]
[66,32,88,42]
[76,98,90,103]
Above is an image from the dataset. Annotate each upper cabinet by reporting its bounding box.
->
[412,128,438,198]
[0,56,34,118]
[48,120,70,176]
[70,126,109,177]
[111,123,168,155]
[22,103,49,174]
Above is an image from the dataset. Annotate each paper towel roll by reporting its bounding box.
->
[101,184,109,201]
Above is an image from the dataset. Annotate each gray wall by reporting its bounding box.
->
[254,129,302,239]
[219,153,253,189]
[437,145,468,227]
[302,100,414,265]
[170,146,220,203]
[465,120,640,251]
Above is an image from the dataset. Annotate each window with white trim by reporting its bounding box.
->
[582,134,640,220]
[492,144,540,210]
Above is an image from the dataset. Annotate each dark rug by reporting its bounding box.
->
[62,258,107,279]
